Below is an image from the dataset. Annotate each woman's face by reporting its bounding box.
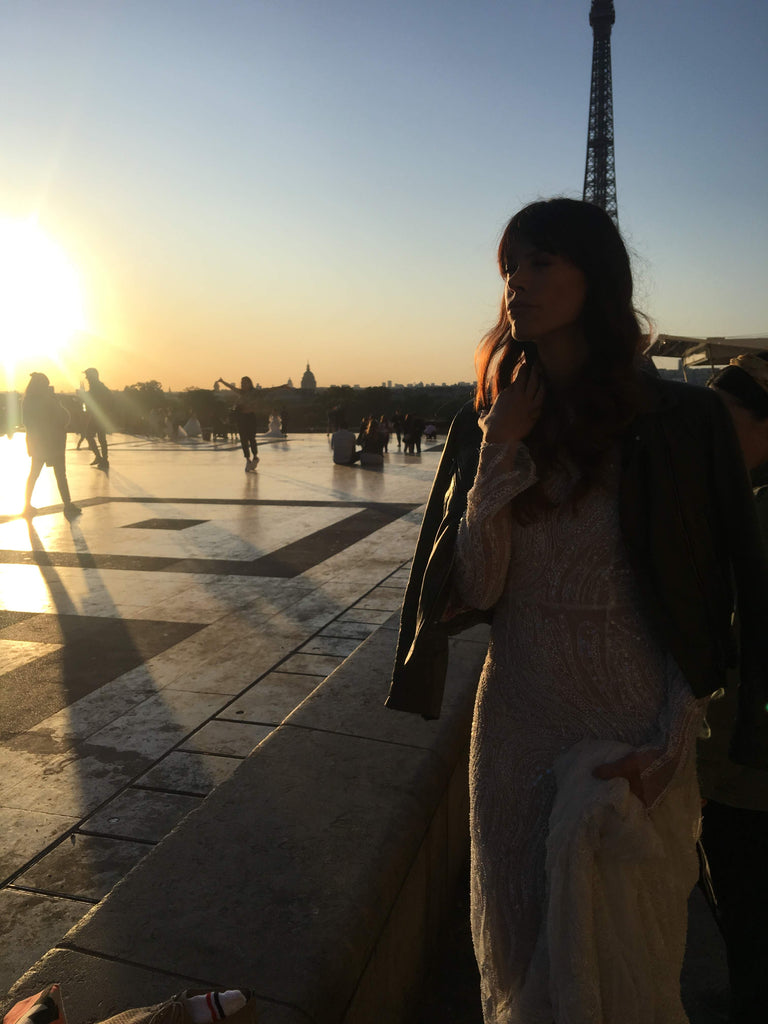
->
[502,240,587,348]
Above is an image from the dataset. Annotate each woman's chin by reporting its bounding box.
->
[509,325,535,343]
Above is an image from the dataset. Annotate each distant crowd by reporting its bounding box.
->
[328,408,437,466]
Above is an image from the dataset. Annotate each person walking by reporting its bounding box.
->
[387,198,768,1021]
[22,373,81,521]
[217,375,259,471]
[82,367,111,469]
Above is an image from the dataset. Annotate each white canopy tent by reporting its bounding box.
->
[646,334,768,373]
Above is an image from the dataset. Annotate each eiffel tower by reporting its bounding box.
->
[582,0,618,224]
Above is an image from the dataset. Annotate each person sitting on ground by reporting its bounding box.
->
[330,419,360,465]
[378,415,391,453]
[359,416,385,466]
[22,373,81,521]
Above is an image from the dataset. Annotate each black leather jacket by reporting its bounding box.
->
[386,373,768,771]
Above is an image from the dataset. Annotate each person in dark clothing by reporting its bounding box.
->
[385,198,768,1018]
[217,375,259,472]
[23,373,81,520]
[703,352,768,1023]
[391,410,404,448]
[411,416,424,454]
[82,367,111,469]
[402,414,414,454]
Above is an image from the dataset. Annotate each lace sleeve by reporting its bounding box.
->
[453,441,538,610]
[640,664,708,809]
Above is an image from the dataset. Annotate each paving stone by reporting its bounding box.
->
[13,833,151,901]
[0,640,62,674]
[298,635,361,657]
[0,890,87,997]
[278,653,345,677]
[79,789,202,843]
[0,752,140,817]
[179,720,273,757]
[338,608,393,625]
[218,673,324,725]
[136,751,240,796]
[85,690,226,759]
[0,809,80,888]
[354,590,404,611]
[319,620,377,639]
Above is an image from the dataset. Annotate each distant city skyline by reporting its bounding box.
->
[0,1,766,395]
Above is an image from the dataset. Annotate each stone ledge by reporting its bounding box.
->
[3,626,488,1023]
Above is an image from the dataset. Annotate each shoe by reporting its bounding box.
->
[64,504,82,521]
[98,458,109,470]
[245,459,253,472]
[90,456,100,465]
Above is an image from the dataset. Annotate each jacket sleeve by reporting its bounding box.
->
[385,403,483,718]
[708,394,768,769]
[453,441,538,610]
[639,670,706,808]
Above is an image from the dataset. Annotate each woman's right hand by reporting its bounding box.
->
[479,360,545,445]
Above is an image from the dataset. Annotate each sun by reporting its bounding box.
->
[0,217,86,367]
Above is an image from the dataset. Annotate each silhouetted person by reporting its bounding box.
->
[22,373,81,521]
[391,410,403,448]
[330,419,360,465]
[217,375,259,471]
[83,367,111,469]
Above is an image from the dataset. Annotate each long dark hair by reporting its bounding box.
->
[475,198,644,520]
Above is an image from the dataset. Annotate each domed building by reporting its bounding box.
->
[300,362,317,391]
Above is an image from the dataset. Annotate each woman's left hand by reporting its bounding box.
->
[592,749,665,808]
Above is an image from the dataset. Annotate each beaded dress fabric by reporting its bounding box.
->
[454,441,703,1024]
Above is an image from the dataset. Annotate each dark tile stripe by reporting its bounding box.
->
[0,617,205,741]
[0,504,417,578]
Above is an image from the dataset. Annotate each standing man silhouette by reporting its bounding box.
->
[83,367,112,469]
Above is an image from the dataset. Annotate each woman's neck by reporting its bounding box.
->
[533,328,589,388]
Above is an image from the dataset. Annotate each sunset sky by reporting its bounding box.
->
[0,0,766,394]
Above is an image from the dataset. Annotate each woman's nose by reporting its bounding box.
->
[506,271,525,292]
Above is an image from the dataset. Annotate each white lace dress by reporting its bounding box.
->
[454,441,705,1024]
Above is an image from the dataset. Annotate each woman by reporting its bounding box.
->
[705,352,768,1021]
[386,199,768,1021]
[358,415,384,466]
[23,372,81,521]
[217,376,259,471]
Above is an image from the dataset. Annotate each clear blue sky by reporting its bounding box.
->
[1,0,766,391]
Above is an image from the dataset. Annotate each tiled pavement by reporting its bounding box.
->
[0,431,435,996]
